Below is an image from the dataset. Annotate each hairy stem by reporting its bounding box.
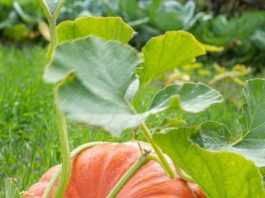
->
[128,17,149,27]
[125,100,176,179]
[37,0,52,20]
[107,152,151,198]
[43,142,107,198]
[52,108,71,198]
[49,17,58,52]
[107,151,176,198]
[140,123,176,179]
[38,1,69,197]
[54,0,65,20]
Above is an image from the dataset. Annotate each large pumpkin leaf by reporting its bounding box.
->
[57,17,134,44]
[154,128,265,198]
[45,36,143,135]
[139,31,205,83]
[44,36,222,136]
[150,82,223,113]
[240,79,265,148]
[191,79,265,171]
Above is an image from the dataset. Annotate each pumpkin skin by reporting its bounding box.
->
[24,142,206,198]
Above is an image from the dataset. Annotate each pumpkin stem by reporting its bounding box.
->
[125,100,176,179]
[52,107,71,198]
[43,142,107,197]
[174,165,195,183]
[107,150,151,198]
[39,2,71,197]
[140,123,176,179]
[49,17,58,53]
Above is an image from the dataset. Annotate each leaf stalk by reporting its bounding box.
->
[140,123,176,179]
[52,107,71,198]
[107,151,151,198]
[49,17,58,51]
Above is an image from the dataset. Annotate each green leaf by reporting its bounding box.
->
[193,122,265,171]
[191,79,265,170]
[138,31,205,83]
[192,122,231,150]
[150,82,223,113]
[44,36,143,135]
[44,36,220,136]
[240,79,265,145]
[153,128,265,198]
[57,17,134,44]
[125,79,140,101]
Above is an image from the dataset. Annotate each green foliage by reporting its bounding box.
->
[139,31,205,83]
[193,11,265,69]
[57,17,134,44]
[3,24,30,42]
[0,1,42,42]
[2,1,265,196]
[56,1,265,70]
[192,79,265,172]
[154,128,265,198]
[149,0,203,31]
[251,29,265,51]
[194,12,265,47]
[60,0,203,48]
[151,82,223,113]
[45,36,142,134]
[44,34,221,135]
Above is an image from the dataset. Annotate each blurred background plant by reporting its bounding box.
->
[1,0,264,71]
[0,0,43,42]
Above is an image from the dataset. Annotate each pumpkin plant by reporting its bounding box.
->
[24,1,265,198]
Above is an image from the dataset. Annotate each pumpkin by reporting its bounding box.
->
[24,142,206,198]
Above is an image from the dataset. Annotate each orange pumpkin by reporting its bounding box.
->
[24,142,206,198]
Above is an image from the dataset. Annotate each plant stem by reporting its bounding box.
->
[125,100,176,179]
[43,142,107,198]
[174,166,194,183]
[38,1,69,197]
[128,17,149,27]
[37,0,52,20]
[107,152,150,198]
[52,108,71,198]
[107,151,178,198]
[49,17,58,52]
[54,0,65,20]
[43,168,61,198]
[140,123,176,179]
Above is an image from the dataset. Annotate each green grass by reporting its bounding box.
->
[0,44,247,193]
